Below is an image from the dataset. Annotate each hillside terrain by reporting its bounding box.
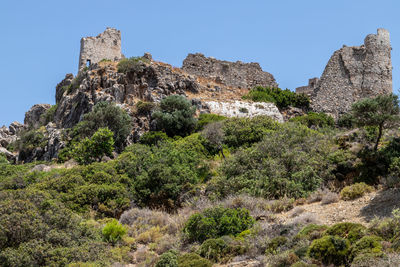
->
[0,28,399,267]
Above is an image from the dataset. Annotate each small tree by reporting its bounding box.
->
[351,94,400,150]
[201,122,225,158]
[102,219,127,245]
[73,127,114,165]
[152,95,197,137]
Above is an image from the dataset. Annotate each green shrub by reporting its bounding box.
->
[350,236,383,260]
[340,183,374,200]
[136,101,156,115]
[0,154,8,164]
[70,101,132,151]
[337,112,354,128]
[183,206,255,243]
[243,86,310,109]
[139,131,170,146]
[266,236,288,254]
[14,128,48,161]
[196,113,226,131]
[178,253,212,267]
[325,222,366,243]
[199,238,228,262]
[386,157,400,187]
[155,250,178,267]
[102,219,127,244]
[296,224,328,240]
[239,107,249,113]
[308,235,350,265]
[152,95,197,137]
[117,56,149,73]
[72,128,114,165]
[40,104,58,126]
[290,112,334,128]
[222,115,279,148]
[216,123,333,199]
[116,141,208,210]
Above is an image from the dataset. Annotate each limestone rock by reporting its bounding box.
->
[297,29,392,118]
[24,104,51,129]
[204,100,284,123]
[0,122,25,148]
[182,53,278,89]
[0,147,15,161]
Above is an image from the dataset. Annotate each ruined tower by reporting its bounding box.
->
[296,29,392,118]
[78,28,122,72]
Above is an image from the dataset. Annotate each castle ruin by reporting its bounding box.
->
[296,28,392,118]
[182,53,278,89]
[78,28,122,72]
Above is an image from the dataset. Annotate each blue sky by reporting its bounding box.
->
[0,0,399,126]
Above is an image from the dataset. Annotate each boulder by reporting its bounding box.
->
[24,104,51,129]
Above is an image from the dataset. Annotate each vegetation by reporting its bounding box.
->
[183,206,255,243]
[117,56,150,73]
[152,95,197,137]
[3,93,400,265]
[243,86,310,109]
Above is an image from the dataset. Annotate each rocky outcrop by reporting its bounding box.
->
[203,100,284,122]
[0,122,25,148]
[297,29,392,118]
[24,104,51,129]
[182,53,278,89]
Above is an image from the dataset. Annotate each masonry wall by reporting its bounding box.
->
[182,53,278,89]
[310,28,392,118]
[78,28,122,72]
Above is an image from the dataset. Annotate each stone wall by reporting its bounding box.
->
[78,28,122,72]
[297,29,392,118]
[182,53,278,89]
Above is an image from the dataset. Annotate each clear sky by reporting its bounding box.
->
[0,0,399,126]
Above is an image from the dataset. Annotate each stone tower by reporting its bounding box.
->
[78,28,122,72]
[296,29,392,118]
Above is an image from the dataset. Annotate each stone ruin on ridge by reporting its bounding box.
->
[296,28,393,118]
[78,27,122,72]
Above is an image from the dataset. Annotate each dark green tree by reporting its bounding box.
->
[351,94,400,150]
[152,95,197,137]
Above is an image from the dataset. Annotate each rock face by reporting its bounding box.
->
[78,28,122,72]
[296,29,392,118]
[204,100,284,123]
[0,122,25,148]
[24,104,51,129]
[182,53,278,89]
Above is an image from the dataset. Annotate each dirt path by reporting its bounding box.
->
[276,189,400,226]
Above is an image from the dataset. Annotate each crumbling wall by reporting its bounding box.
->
[182,53,278,89]
[298,29,392,118]
[78,28,122,72]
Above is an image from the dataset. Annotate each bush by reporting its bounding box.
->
[243,86,310,109]
[136,101,156,115]
[308,235,350,265]
[152,95,197,137]
[340,183,374,200]
[102,219,127,244]
[116,141,208,210]
[222,116,279,148]
[325,222,366,243]
[216,123,333,199]
[183,206,255,243]
[117,56,149,73]
[199,238,228,262]
[196,113,227,131]
[386,157,400,187]
[72,128,114,165]
[40,104,58,126]
[70,101,132,151]
[290,112,334,128]
[156,250,178,267]
[337,112,354,128]
[139,131,170,146]
[14,128,48,161]
[350,236,383,260]
[296,224,328,241]
[266,236,288,254]
[178,253,212,267]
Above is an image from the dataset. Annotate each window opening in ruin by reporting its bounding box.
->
[86,60,91,67]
